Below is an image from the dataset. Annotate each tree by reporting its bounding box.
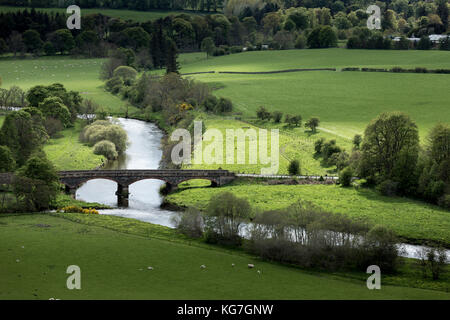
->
[307,26,337,48]
[93,140,118,160]
[13,153,59,211]
[49,29,75,54]
[288,159,300,175]
[305,117,320,132]
[75,30,99,57]
[417,36,432,50]
[122,27,150,50]
[201,37,215,59]
[38,97,71,128]
[0,110,40,166]
[43,41,56,55]
[339,167,353,187]
[0,145,15,172]
[272,111,283,123]
[7,31,24,57]
[256,106,271,121]
[166,38,180,74]
[360,112,419,193]
[22,29,43,54]
[436,0,449,30]
[113,66,138,83]
[204,192,251,246]
[0,38,8,55]
[100,58,122,80]
[353,134,362,149]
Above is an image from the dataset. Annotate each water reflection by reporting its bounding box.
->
[76,118,177,225]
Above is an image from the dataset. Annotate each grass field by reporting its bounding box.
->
[43,121,105,171]
[178,49,450,139]
[166,181,450,247]
[0,56,131,114]
[0,213,448,299]
[0,6,204,22]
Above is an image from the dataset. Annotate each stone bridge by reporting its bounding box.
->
[59,169,235,206]
[0,170,236,207]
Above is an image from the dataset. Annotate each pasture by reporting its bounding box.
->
[0,6,203,22]
[43,121,105,171]
[180,49,450,139]
[0,213,448,299]
[0,57,130,114]
[166,181,450,247]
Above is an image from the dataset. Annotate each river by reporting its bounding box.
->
[76,118,178,228]
[75,118,449,261]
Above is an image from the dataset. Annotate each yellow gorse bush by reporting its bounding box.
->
[178,102,194,112]
[58,206,99,215]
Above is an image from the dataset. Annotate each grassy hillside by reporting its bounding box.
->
[0,6,204,22]
[1,213,448,299]
[166,181,450,247]
[0,57,130,114]
[178,49,450,139]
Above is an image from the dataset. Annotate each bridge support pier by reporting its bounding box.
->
[64,185,77,198]
[116,184,129,207]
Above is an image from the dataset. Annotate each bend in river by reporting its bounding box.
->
[76,118,449,260]
[76,118,178,227]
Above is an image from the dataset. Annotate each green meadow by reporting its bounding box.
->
[166,181,450,247]
[1,213,448,299]
[0,6,203,22]
[0,57,130,114]
[43,121,105,171]
[179,49,450,139]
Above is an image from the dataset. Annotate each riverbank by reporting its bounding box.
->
[164,179,450,248]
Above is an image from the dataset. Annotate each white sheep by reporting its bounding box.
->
[200,265,206,269]
[248,264,255,268]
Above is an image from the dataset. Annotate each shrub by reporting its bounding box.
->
[256,106,271,121]
[230,46,243,53]
[59,206,99,214]
[202,95,218,112]
[417,36,432,50]
[93,140,118,160]
[314,138,325,154]
[44,117,63,137]
[295,35,306,49]
[339,167,353,187]
[437,194,450,209]
[0,145,15,172]
[105,76,124,94]
[288,159,300,175]
[356,225,399,274]
[417,247,448,280]
[272,111,283,123]
[376,179,399,196]
[173,207,204,238]
[216,97,233,113]
[113,65,137,85]
[204,192,251,247]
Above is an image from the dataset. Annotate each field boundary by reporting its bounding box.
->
[218,68,337,74]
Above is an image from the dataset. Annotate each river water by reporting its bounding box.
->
[76,118,178,227]
[75,118,449,261]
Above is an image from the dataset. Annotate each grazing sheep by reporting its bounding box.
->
[248,264,254,268]
[200,265,206,269]
[147,266,153,270]
[231,263,235,267]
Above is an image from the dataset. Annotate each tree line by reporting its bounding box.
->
[1,1,448,62]
[0,0,224,12]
